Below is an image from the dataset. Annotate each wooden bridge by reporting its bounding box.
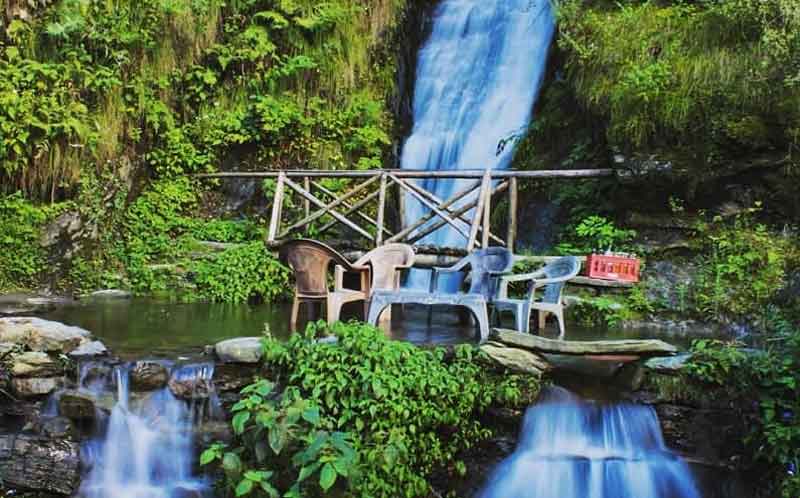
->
[198,168,614,253]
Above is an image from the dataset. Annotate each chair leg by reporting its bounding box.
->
[538,310,548,331]
[290,296,300,329]
[469,303,490,343]
[514,304,527,334]
[367,300,387,325]
[556,308,566,339]
[327,296,342,325]
[490,307,499,327]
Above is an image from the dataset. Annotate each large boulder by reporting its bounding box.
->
[0,434,81,495]
[12,377,63,397]
[644,353,693,375]
[11,351,62,377]
[130,360,170,391]
[58,390,102,420]
[480,342,550,376]
[68,340,109,358]
[215,337,263,364]
[0,317,91,353]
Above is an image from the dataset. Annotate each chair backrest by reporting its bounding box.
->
[536,256,581,304]
[465,247,514,299]
[355,243,415,291]
[278,239,352,297]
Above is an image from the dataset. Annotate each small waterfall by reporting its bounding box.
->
[401,0,555,288]
[480,387,701,498]
[77,363,217,498]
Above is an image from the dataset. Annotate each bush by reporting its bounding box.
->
[684,334,800,498]
[692,208,792,322]
[191,242,290,303]
[206,321,534,497]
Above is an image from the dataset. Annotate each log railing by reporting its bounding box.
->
[198,168,614,252]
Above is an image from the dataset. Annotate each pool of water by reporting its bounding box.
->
[38,298,711,358]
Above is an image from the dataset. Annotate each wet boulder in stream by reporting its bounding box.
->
[130,360,170,391]
[0,317,92,353]
[214,337,263,363]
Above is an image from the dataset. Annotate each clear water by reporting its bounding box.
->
[480,387,702,498]
[77,363,218,498]
[400,0,555,290]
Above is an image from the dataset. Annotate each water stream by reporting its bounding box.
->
[71,362,218,498]
[480,387,701,498]
[401,0,555,271]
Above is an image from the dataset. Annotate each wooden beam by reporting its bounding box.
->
[386,180,482,244]
[388,174,471,242]
[313,182,392,238]
[303,177,310,219]
[507,177,518,253]
[279,176,379,235]
[376,173,387,245]
[281,177,374,241]
[406,180,509,245]
[467,171,491,251]
[198,168,615,179]
[267,172,285,242]
[481,173,492,248]
[316,189,381,236]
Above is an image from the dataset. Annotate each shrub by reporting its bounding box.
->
[207,321,534,497]
[191,242,290,303]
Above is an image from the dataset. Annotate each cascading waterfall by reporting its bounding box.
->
[480,387,702,498]
[401,0,555,253]
[77,363,217,498]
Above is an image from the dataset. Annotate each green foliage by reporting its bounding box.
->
[684,335,800,497]
[691,207,791,321]
[201,380,358,497]
[556,215,636,255]
[557,0,800,178]
[212,321,535,498]
[191,242,290,303]
[0,193,70,290]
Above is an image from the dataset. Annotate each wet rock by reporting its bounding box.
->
[645,353,693,375]
[0,433,81,495]
[88,289,132,300]
[169,375,213,400]
[0,317,91,353]
[58,390,100,420]
[12,377,63,398]
[34,416,77,439]
[480,342,550,375]
[194,420,233,446]
[11,351,62,377]
[213,363,258,393]
[0,342,17,355]
[214,337,263,364]
[614,362,645,391]
[130,360,169,391]
[68,340,109,358]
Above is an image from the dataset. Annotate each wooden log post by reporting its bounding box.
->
[303,177,310,219]
[481,174,492,248]
[376,173,387,245]
[467,171,491,251]
[267,171,286,242]
[507,177,518,253]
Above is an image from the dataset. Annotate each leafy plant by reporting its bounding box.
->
[210,321,534,498]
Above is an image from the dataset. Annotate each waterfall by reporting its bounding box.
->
[77,363,218,498]
[401,0,555,251]
[480,387,702,498]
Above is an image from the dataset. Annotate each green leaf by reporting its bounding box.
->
[235,478,254,497]
[319,462,337,491]
[302,406,320,425]
[232,411,251,435]
[199,448,217,465]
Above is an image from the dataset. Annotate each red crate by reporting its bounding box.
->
[586,254,640,283]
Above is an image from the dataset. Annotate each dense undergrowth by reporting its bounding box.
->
[203,321,536,498]
[0,0,413,297]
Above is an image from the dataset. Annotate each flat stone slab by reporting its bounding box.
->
[491,328,678,356]
[68,340,109,358]
[645,353,693,374]
[0,317,91,353]
[11,352,62,377]
[88,289,132,300]
[480,342,550,375]
[215,337,264,363]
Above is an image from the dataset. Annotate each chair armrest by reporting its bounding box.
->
[500,270,546,283]
[334,264,370,292]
